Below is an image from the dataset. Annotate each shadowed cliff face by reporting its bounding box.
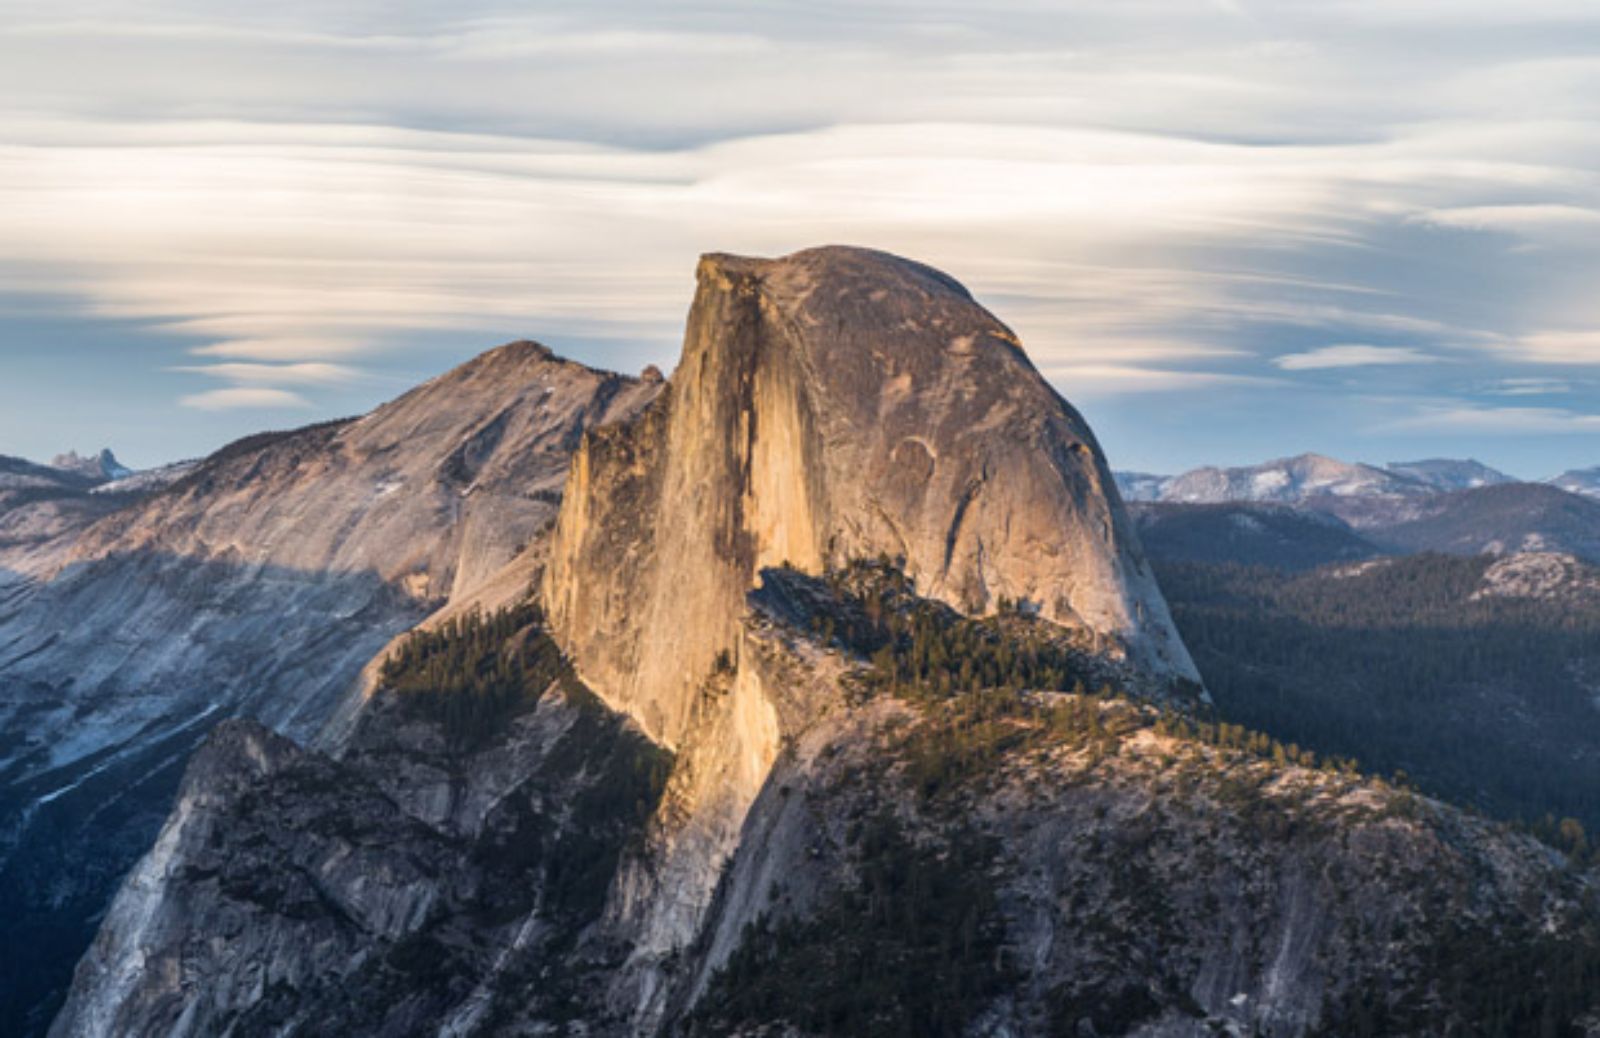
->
[545,247,1196,751]
[0,342,661,1034]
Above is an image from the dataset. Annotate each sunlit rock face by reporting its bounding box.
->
[541,246,1199,1021]
[545,245,1196,751]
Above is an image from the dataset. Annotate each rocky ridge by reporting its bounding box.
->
[1553,466,1600,500]
[49,450,132,483]
[0,341,660,1033]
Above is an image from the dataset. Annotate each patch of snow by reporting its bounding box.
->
[92,461,199,495]
[1250,470,1290,495]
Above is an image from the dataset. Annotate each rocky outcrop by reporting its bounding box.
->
[50,450,132,483]
[0,342,659,1033]
[51,617,672,1038]
[684,594,1600,1036]
[538,247,1197,1020]
[545,248,1195,749]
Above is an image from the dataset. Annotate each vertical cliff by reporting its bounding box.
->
[541,246,1200,1020]
[545,247,1195,747]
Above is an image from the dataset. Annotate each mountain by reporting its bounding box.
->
[49,449,132,483]
[0,456,124,575]
[1,455,92,491]
[0,342,660,1033]
[89,459,200,497]
[1158,452,1428,506]
[1116,453,1439,529]
[1116,455,1600,556]
[1384,457,1514,491]
[1130,501,1383,570]
[49,249,1600,1037]
[1552,465,1600,500]
[1112,470,1168,502]
[1369,482,1600,562]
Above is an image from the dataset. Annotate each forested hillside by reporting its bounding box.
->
[1159,553,1600,840]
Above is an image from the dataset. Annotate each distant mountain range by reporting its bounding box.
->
[1118,452,1600,566]
[1385,457,1517,491]
[1116,452,1590,505]
[1552,465,1600,500]
[1129,502,1382,571]
[2,448,133,491]
[1120,453,1435,506]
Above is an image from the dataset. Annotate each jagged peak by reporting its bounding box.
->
[433,339,569,381]
[50,448,131,481]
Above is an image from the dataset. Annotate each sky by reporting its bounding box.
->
[0,1,1598,478]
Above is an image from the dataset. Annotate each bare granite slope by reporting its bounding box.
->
[0,341,659,1033]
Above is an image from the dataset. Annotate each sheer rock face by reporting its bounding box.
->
[50,682,668,1038]
[541,247,1199,1019]
[545,247,1196,752]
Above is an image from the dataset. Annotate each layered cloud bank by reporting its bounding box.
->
[0,1,1597,471]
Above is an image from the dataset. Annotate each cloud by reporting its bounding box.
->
[187,338,373,361]
[0,0,1599,474]
[1514,330,1600,365]
[1039,363,1282,397]
[1484,377,1575,395]
[1409,204,1600,237]
[1273,344,1441,370]
[1386,402,1600,433]
[178,387,312,411]
[171,361,358,384]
